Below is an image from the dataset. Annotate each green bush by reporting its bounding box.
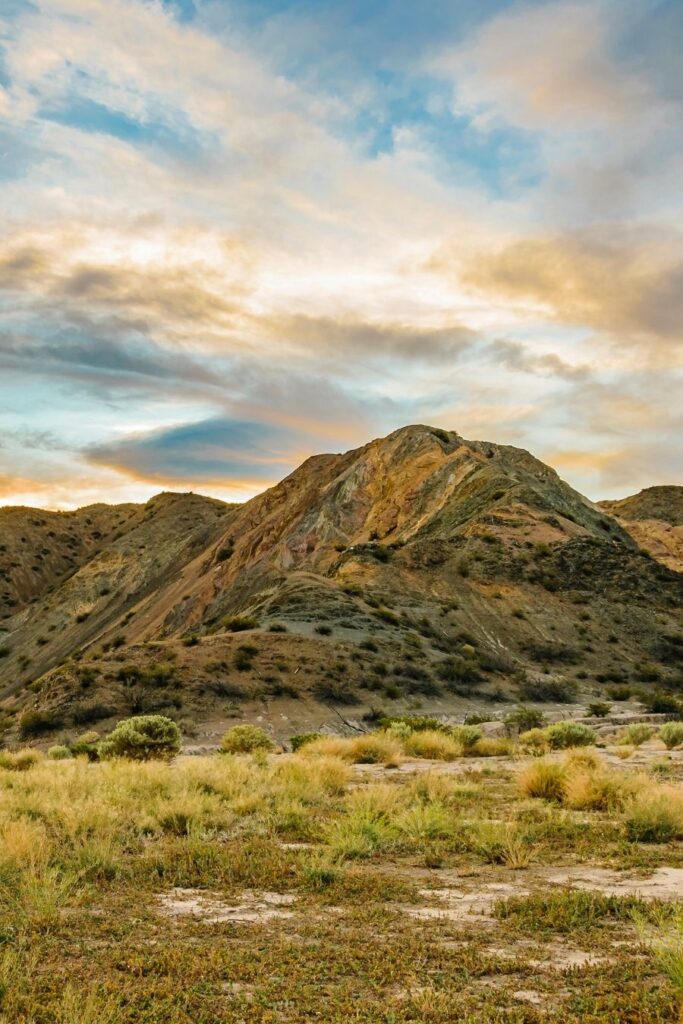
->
[220,724,274,754]
[660,722,683,750]
[450,724,483,751]
[545,721,596,749]
[606,684,632,701]
[72,702,114,726]
[587,701,612,718]
[641,691,681,715]
[222,616,258,632]
[620,723,655,747]
[18,709,63,739]
[518,677,577,703]
[290,732,321,752]
[505,705,544,734]
[47,745,72,760]
[70,730,101,761]
[99,715,181,761]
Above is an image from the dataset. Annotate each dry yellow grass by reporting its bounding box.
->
[403,729,464,761]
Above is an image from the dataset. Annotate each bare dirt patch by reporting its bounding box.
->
[157,888,296,924]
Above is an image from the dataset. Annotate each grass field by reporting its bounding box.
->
[1,723,683,1023]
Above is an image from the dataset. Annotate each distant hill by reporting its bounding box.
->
[600,486,683,574]
[1,426,680,746]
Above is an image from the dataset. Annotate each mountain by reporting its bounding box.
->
[1,426,681,745]
[600,486,683,574]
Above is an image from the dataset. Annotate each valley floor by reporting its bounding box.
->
[2,736,683,1022]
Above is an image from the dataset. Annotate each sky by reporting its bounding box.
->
[0,0,681,509]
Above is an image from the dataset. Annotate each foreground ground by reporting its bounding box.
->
[2,729,683,1023]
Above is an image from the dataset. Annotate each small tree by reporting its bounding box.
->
[99,715,181,761]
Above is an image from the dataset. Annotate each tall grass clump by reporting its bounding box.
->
[519,759,567,801]
[0,749,43,772]
[624,786,683,843]
[404,729,463,761]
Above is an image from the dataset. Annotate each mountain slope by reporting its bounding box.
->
[0,426,681,744]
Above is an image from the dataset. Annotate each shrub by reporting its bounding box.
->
[18,709,63,738]
[100,715,181,761]
[518,677,577,703]
[223,616,258,632]
[523,641,578,664]
[450,724,483,751]
[505,705,544,734]
[545,721,595,749]
[313,679,358,704]
[314,625,333,636]
[290,732,321,752]
[587,701,612,718]
[562,767,630,812]
[220,724,274,754]
[660,722,683,750]
[619,723,655,747]
[0,749,42,772]
[436,657,481,689]
[70,730,101,760]
[625,786,683,843]
[299,736,355,760]
[349,733,402,766]
[518,727,549,754]
[72,702,114,726]
[47,745,72,760]
[404,729,464,761]
[519,760,567,801]
[641,691,681,715]
[471,736,512,757]
[606,684,632,701]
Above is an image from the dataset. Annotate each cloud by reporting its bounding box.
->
[432,2,656,130]
[459,228,683,353]
[85,416,329,489]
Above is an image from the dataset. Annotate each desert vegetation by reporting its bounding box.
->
[0,711,682,1022]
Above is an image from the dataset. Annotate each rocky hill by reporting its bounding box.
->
[0,426,680,745]
[600,486,683,574]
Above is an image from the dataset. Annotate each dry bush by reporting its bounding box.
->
[470,736,512,757]
[404,729,464,761]
[0,749,43,772]
[519,759,567,801]
[349,733,403,766]
[624,785,683,843]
